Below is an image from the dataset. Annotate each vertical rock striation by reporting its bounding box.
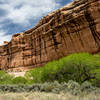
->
[0,0,100,71]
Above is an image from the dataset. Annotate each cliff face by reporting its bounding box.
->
[0,0,100,71]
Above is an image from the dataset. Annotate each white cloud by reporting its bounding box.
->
[0,0,61,45]
[0,30,11,45]
[0,0,60,25]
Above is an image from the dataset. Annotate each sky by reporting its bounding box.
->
[0,0,73,45]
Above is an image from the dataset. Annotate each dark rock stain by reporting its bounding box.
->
[84,5,100,48]
[38,31,42,63]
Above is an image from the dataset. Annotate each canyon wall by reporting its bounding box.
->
[0,0,100,71]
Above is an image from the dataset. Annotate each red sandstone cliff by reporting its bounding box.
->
[0,0,100,71]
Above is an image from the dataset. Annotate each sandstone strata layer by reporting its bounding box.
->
[0,0,100,71]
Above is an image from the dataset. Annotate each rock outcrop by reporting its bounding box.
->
[0,0,100,71]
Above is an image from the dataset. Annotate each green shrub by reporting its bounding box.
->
[25,67,43,84]
[65,80,81,95]
[40,61,60,82]
[0,81,99,95]
[40,81,61,93]
[80,81,96,92]
[41,53,100,84]
[90,69,100,87]
[25,53,100,86]
[12,77,27,84]
[0,71,14,84]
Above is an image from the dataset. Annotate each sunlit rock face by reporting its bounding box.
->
[0,0,100,71]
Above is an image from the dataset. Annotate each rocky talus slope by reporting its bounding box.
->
[0,0,100,71]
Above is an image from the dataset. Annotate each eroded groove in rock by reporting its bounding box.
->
[84,5,100,47]
[0,0,100,71]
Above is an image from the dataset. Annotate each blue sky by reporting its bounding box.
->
[0,0,73,45]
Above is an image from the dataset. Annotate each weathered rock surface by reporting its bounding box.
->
[0,0,100,71]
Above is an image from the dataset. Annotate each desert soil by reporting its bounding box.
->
[8,71,26,77]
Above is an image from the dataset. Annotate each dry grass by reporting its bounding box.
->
[0,92,99,100]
